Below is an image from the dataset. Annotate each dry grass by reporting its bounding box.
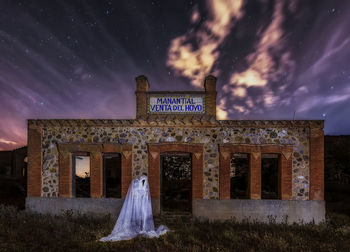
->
[0,204,349,252]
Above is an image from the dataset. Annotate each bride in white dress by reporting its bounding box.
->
[100,175,169,241]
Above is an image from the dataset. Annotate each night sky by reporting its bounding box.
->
[0,0,349,150]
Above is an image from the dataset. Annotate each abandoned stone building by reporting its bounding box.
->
[26,75,325,223]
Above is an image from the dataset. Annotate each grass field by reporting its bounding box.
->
[0,204,349,252]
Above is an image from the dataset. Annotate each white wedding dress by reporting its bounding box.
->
[99,175,169,241]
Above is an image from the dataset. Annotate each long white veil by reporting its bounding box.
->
[100,175,169,241]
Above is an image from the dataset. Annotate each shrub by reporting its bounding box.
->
[0,205,349,251]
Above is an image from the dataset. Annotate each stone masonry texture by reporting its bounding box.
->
[30,119,323,200]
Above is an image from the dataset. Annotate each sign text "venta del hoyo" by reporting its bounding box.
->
[148,95,205,114]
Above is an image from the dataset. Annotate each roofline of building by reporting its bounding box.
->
[27,118,324,129]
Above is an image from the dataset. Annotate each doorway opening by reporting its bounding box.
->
[230,153,249,199]
[103,153,122,198]
[261,153,279,199]
[161,152,192,214]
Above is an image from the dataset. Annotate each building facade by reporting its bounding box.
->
[26,75,325,223]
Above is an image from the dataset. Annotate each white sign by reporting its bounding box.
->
[148,94,205,114]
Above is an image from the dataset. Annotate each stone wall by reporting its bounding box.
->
[193,199,325,224]
[40,124,310,200]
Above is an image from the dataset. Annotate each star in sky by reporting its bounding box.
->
[0,0,349,150]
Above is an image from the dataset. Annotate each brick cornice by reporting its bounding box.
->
[28,118,324,128]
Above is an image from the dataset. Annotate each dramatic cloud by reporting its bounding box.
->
[0,138,17,145]
[167,0,350,133]
[216,98,228,120]
[167,0,244,88]
[0,0,349,150]
[220,0,296,117]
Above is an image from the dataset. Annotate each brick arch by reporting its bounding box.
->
[147,143,203,199]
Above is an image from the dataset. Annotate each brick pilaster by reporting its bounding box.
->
[58,148,72,197]
[280,147,293,200]
[219,146,230,199]
[27,123,42,197]
[148,145,160,198]
[310,128,324,200]
[249,152,261,199]
[120,146,133,198]
[192,148,203,199]
[90,151,102,198]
